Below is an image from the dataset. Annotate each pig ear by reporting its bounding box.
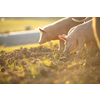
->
[38,27,46,33]
[58,35,67,41]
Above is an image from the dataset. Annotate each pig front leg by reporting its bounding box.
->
[59,39,65,50]
[77,36,86,55]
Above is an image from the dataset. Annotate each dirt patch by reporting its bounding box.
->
[0,44,100,84]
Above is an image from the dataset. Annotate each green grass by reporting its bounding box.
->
[0,19,60,34]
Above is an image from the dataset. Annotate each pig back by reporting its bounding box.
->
[50,17,85,37]
[77,20,95,42]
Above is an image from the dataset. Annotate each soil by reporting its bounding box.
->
[0,44,100,84]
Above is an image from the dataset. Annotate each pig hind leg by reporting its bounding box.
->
[77,35,86,54]
[59,39,65,50]
[86,41,99,53]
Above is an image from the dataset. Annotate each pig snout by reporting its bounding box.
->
[38,38,43,44]
[63,47,69,53]
[38,41,42,44]
[38,40,45,44]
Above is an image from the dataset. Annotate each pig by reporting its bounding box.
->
[59,19,97,54]
[92,17,100,49]
[38,17,92,50]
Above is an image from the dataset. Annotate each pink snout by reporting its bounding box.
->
[38,42,41,44]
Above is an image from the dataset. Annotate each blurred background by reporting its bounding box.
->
[0,17,64,34]
[0,17,64,47]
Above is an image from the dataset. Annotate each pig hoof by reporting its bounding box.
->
[72,51,77,54]
[77,50,82,55]
[76,52,81,55]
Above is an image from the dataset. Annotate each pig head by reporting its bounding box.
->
[38,26,55,44]
[38,27,49,44]
[59,35,78,53]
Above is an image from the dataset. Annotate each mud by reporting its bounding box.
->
[0,43,100,84]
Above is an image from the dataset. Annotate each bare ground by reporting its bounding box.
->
[0,43,100,84]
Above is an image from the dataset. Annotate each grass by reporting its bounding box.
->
[0,40,59,52]
[0,19,61,34]
[0,43,40,52]
[0,39,100,84]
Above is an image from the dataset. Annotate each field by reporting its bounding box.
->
[0,18,100,84]
[0,18,61,34]
[0,40,100,84]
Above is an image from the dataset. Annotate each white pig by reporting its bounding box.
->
[59,19,96,54]
[38,17,92,50]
